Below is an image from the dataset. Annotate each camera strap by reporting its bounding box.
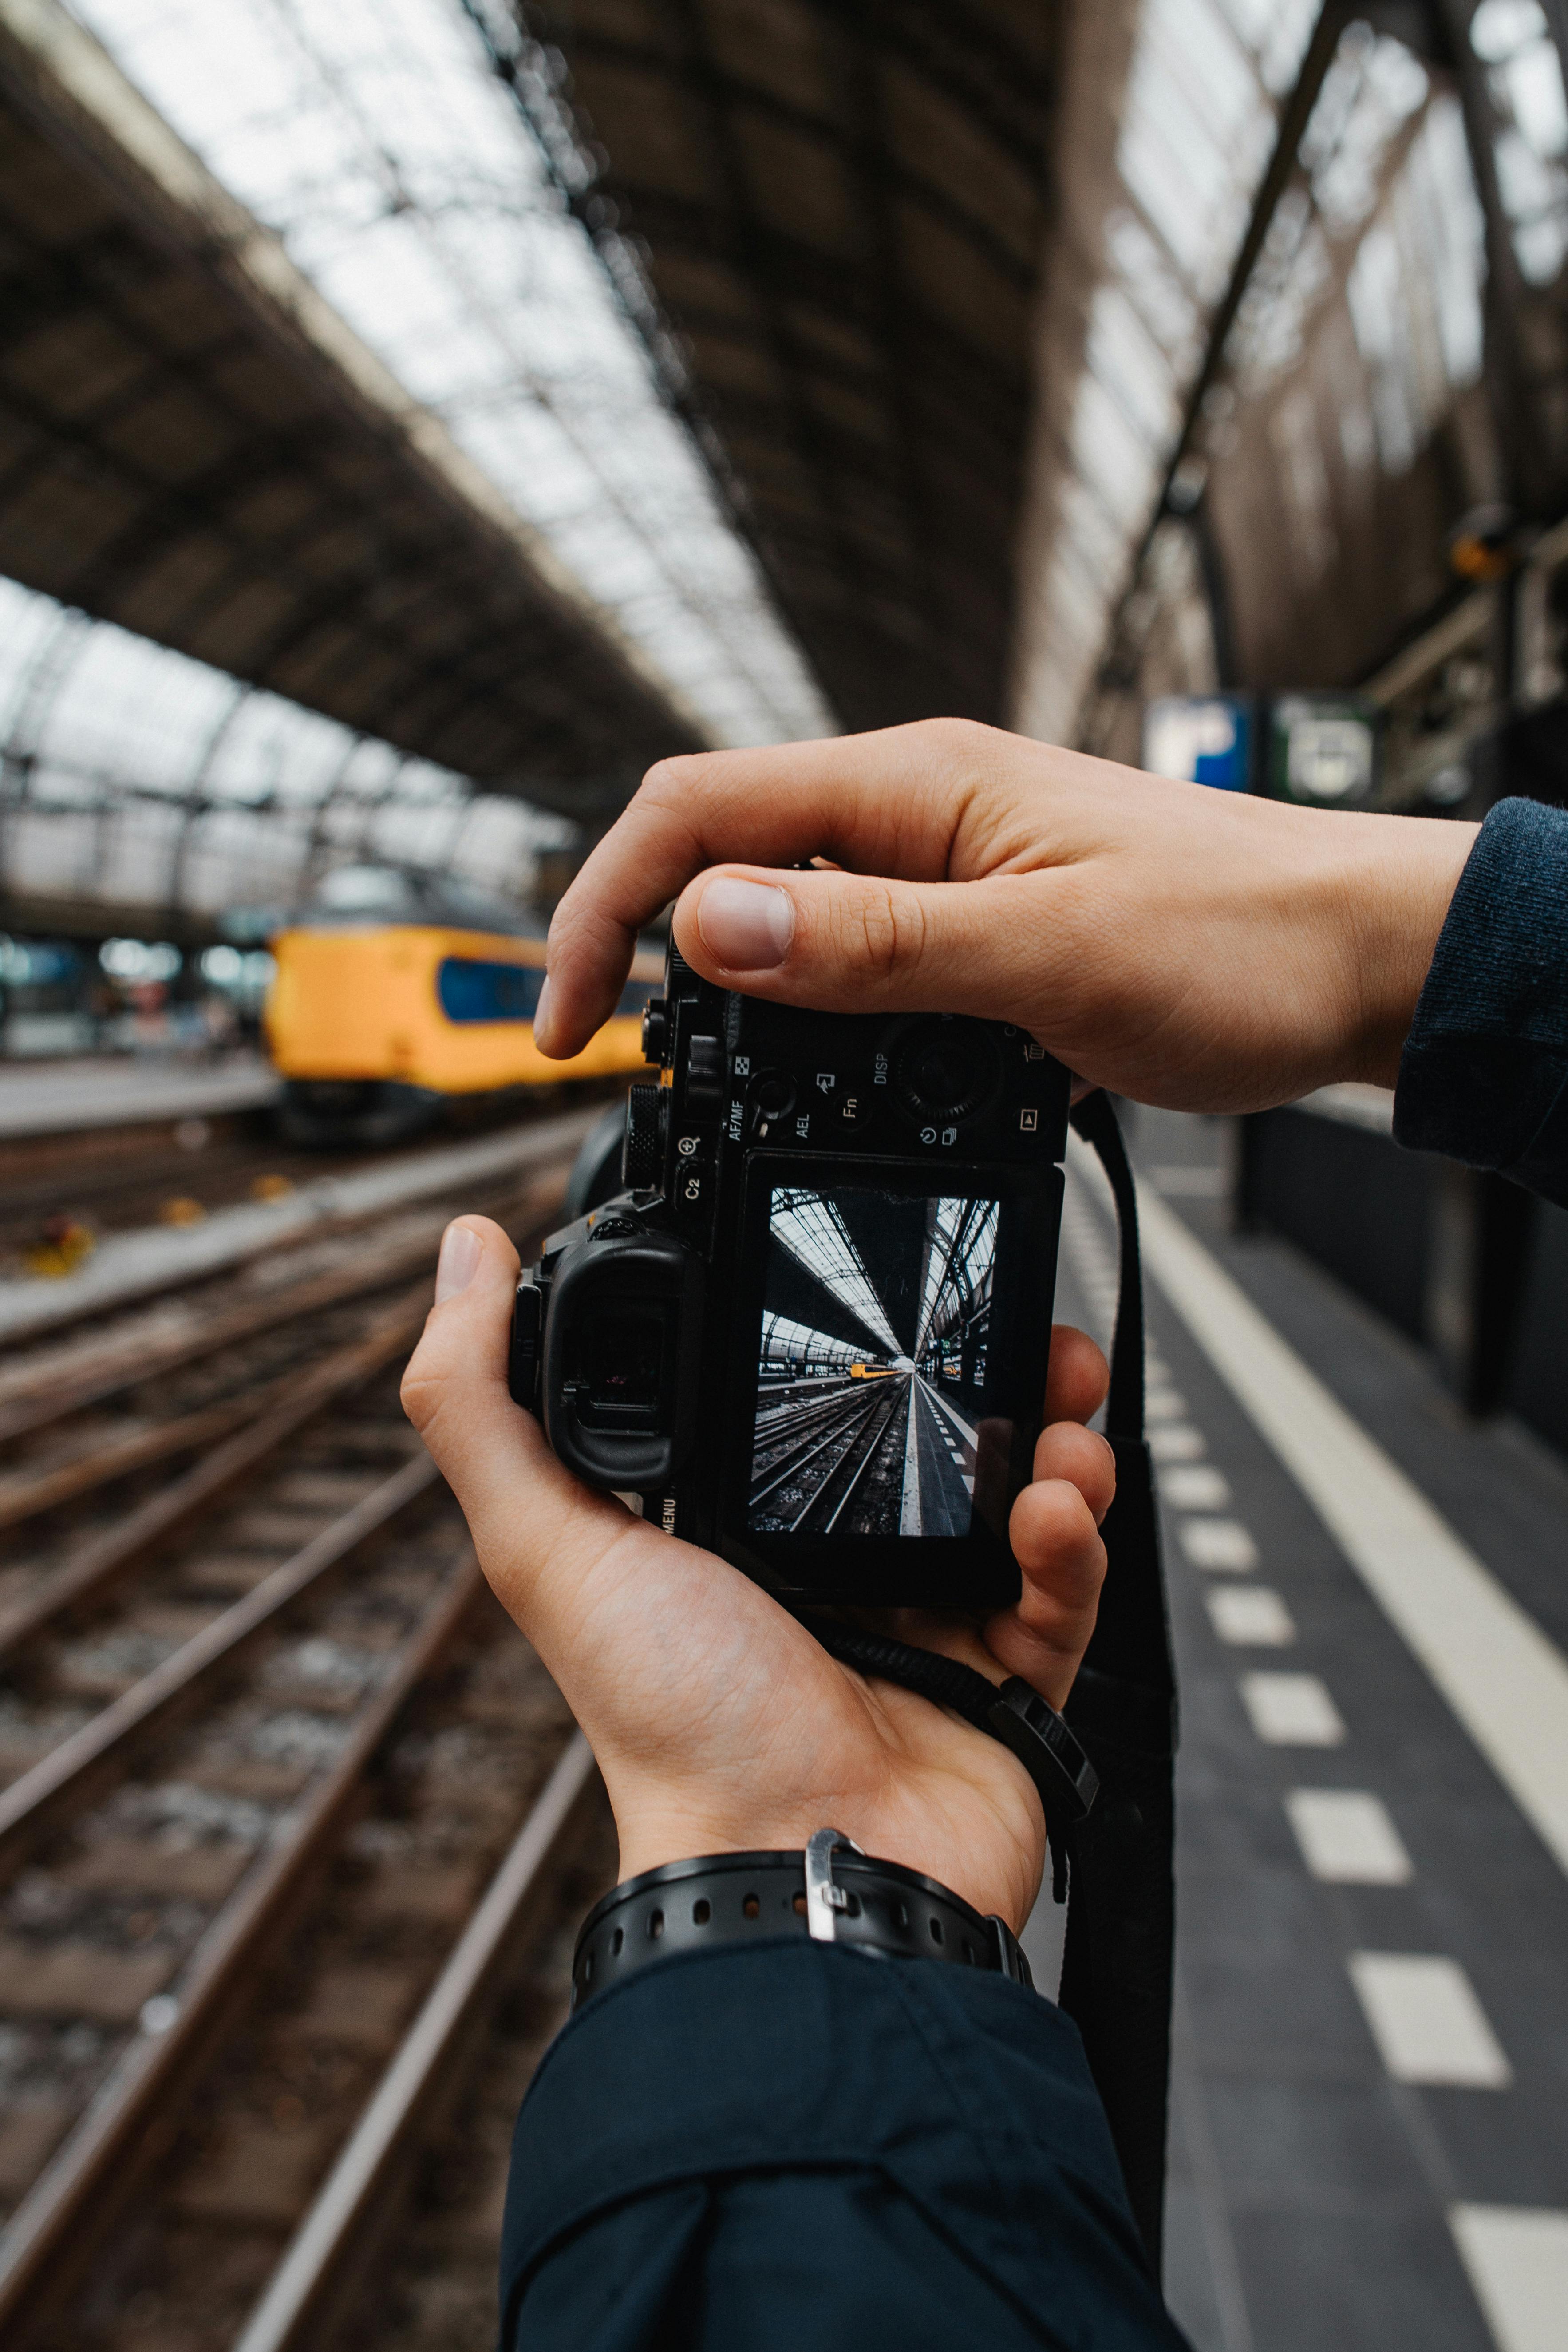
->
[1058,1091,1178,2280]
[797,1094,1177,2281]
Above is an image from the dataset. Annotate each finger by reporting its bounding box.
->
[1034,1420,1116,1525]
[984,1474,1109,1708]
[1043,1325,1109,1428]
[890,1414,1113,1705]
[399,1217,634,1635]
[536,719,1031,1055]
[665,861,1063,1025]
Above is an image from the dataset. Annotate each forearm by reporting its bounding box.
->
[501,1939,1184,2351]
[1393,797,1568,1204]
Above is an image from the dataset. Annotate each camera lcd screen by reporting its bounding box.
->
[748,1185,1001,1538]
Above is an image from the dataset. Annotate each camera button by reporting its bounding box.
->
[750,1071,796,1141]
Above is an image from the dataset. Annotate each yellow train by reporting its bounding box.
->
[848,1362,894,1380]
[265,878,661,1145]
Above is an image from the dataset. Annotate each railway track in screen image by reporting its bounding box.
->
[746,1185,996,1539]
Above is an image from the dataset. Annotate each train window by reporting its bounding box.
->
[437,958,545,1023]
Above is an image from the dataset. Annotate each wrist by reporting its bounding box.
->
[573,1834,1036,2009]
[611,1799,1041,1937]
[1333,814,1477,1091]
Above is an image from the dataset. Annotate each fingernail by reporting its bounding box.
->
[697,878,795,970]
[533,974,553,1042]
[435,1221,482,1303]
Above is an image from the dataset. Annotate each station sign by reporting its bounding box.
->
[1265,694,1380,808]
[1141,695,1253,791]
[1142,691,1382,807]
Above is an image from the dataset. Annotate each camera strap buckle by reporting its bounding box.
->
[804,1827,864,1943]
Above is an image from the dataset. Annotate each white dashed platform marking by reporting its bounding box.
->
[1207,1586,1295,1647]
[1450,2205,1568,2352]
[1160,1464,1232,1511]
[1240,1672,1346,1747]
[1135,1182,1568,1884]
[1285,1791,1413,1884]
[1149,1424,1207,1463]
[1349,1954,1512,2088]
[1179,1518,1259,1573]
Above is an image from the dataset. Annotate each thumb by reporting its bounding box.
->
[671,864,1047,1020]
[399,1216,628,1634]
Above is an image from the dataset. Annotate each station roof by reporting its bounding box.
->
[525,0,1059,734]
[2,0,1533,941]
[0,0,707,814]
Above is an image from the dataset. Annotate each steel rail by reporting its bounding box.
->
[0,1221,459,1450]
[753,1384,877,1443]
[0,1373,295,1531]
[0,1166,569,1446]
[813,1382,906,1536]
[0,1281,433,1666]
[231,1730,597,2352]
[749,1384,882,1510]
[0,1165,565,1520]
[0,1550,488,2338]
[0,1453,440,1878]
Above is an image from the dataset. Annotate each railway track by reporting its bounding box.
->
[0,1123,618,2342]
[0,1119,370,1265]
[750,1376,911,1534]
[0,1526,604,2348]
[0,1081,614,1266]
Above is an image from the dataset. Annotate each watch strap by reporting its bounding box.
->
[572,1829,1032,2010]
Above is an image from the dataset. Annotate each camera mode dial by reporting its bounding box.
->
[622,1083,667,1189]
[892,1018,1003,1129]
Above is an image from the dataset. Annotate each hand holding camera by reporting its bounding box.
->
[535,717,1475,1114]
[401,1197,1112,1931]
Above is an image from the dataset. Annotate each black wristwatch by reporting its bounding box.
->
[572,1827,1034,2010]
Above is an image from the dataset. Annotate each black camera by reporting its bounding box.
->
[508,945,1070,1609]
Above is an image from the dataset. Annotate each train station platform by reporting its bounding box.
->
[1034,1110,1568,2352]
[0,1052,281,1139]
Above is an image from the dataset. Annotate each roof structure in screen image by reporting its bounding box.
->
[750,1186,998,1539]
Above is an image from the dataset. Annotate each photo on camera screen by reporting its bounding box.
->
[749,1186,1000,1538]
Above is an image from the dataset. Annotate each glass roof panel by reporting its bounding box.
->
[0,577,566,922]
[1019,3,1490,747]
[65,0,834,749]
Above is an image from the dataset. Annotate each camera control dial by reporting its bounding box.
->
[622,1083,667,1189]
[684,1034,726,1114]
[892,1018,1004,1129]
[640,996,669,1063]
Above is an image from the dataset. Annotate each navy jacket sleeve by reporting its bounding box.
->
[1394,797,1568,1205]
[499,1938,1186,2352]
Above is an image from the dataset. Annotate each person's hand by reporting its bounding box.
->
[401,1215,1116,1932]
[533,720,1477,1111]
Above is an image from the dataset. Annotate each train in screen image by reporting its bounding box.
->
[263,866,661,1146]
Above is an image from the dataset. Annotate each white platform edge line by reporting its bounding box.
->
[1450,2203,1568,2352]
[1134,1182,1568,1883]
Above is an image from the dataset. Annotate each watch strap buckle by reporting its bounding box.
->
[804,1826,864,1943]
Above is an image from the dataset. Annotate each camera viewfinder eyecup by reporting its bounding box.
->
[531,1222,705,1490]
